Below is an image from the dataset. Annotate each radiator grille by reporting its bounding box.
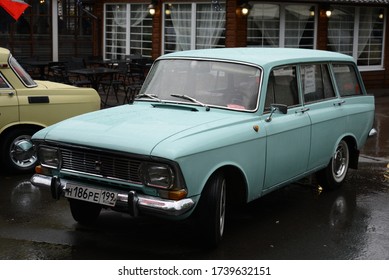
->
[60,149,142,183]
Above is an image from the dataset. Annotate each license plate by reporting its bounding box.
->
[65,183,118,207]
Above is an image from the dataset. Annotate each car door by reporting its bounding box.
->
[0,72,18,131]
[300,63,346,170]
[262,65,311,191]
[330,63,374,148]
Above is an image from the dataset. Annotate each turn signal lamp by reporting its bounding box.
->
[158,189,188,200]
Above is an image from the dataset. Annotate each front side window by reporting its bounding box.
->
[247,3,316,49]
[140,59,261,111]
[332,64,363,96]
[0,74,11,89]
[9,56,37,87]
[300,64,335,103]
[265,66,299,111]
[163,2,226,54]
[328,6,385,69]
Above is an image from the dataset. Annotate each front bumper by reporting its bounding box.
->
[31,174,195,217]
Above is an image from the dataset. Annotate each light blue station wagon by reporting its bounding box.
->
[31,48,375,247]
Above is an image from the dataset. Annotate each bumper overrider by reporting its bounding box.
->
[30,174,195,217]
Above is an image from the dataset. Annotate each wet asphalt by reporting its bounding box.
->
[0,96,388,260]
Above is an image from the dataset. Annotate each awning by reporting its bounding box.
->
[0,0,29,21]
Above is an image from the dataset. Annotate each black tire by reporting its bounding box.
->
[0,127,39,174]
[317,139,350,190]
[69,199,102,224]
[193,171,227,248]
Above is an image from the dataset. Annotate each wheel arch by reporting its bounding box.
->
[341,135,359,169]
[204,165,248,207]
[0,123,45,141]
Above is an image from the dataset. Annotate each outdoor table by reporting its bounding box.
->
[67,67,119,91]
[22,60,65,80]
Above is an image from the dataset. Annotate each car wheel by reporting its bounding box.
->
[317,139,350,190]
[194,171,226,248]
[69,199,102,224]
[0,127,39,174]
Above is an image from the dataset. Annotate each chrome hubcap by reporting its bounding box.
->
[10,135,37,168]
[332,141,349,182]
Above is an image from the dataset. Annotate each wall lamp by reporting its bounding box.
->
[148,1,158,16]
[321,4,332,18]
[378,9,384,20]
[237,2,252,16]
[165,4,172,16]
[309,6,315,17]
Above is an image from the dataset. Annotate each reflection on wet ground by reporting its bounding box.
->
[361,95,389,159]
[1,164,387,260]
[0,96,388,260]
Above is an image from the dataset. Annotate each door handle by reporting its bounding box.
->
[334,100,346,106]
[298,107,310,113]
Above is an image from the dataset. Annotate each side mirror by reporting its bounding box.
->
[265,104,288,122]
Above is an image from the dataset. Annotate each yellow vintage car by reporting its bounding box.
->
[0,47,100,173]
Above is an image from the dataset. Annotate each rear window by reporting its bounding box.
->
[332,64,362,96]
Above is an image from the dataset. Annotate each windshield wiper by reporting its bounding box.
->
[136,93,161,102]
[171,94,210,111]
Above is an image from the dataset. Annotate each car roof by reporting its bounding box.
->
[0,47,10,63]
[160,48,355,69]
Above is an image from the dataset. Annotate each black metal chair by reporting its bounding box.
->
[65,57,91,87]
[99,62,128,106]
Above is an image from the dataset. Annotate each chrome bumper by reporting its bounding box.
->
[31,174,195,217]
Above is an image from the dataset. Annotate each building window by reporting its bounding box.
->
[104,3,152,59]
[163,1,226,54]
[247,3,316,49]
[328,6,385,69]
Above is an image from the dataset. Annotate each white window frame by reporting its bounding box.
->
[247,2,318,49]
[161,1,226,54]
[328,6,386,71]
[103,3,152,59]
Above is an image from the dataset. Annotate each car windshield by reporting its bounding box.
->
[9,56,37,87]
[139,59,261,111]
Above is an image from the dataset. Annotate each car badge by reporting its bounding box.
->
[95,160,102,172]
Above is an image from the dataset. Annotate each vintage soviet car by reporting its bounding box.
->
[0,47,100,173]
[30,48,375,247]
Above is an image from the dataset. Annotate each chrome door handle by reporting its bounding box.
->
[334,100,346,106]
[298,107,310,113]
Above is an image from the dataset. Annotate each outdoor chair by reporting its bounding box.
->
[99,62,128,106]
[65,57,91,87]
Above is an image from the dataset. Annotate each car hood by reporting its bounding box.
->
[34,102,256,159]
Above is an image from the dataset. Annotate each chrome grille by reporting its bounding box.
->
[60,149,142,183]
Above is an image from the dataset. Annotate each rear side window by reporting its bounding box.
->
[300,64,335,103]
[332,64,362,96]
